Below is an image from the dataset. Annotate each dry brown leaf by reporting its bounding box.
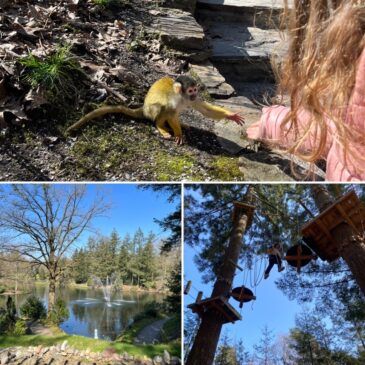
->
[24,88,48,109]
[1,107,28,126]
[0,62,16,76]
[0,79,8,102]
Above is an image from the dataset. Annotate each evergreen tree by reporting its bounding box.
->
[165,262,181,314]
[71,249,89,284]
[118,233,132,284]
[139,232,157,288]
[253,325,277,365]
[108,229,120,276]
[215,334,240,365]
[129,228,145,286]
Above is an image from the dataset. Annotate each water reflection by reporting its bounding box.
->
[0,284,164,340]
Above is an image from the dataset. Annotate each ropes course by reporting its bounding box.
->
[185,190,365,330]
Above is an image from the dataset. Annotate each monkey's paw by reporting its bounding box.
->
[175,136,183,145]
[227,113,245,126]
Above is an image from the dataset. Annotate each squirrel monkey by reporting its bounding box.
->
[67,75,244,145]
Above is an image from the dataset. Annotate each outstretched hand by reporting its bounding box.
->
[227,113,245,126]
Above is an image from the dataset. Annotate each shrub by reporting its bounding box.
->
[0,309,13,335]
[48,298,69,325]
[12,319,27,336]
[20,295,46,320]
[0,297,17,334]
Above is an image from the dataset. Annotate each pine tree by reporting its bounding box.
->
[253,325,277,365]
[118,233,131,284]
[71,249,89,284]
[139,232,157,288]
[215,334,240,365]
[165,261,181,314]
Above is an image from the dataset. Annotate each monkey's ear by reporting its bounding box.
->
[173,82,182,94]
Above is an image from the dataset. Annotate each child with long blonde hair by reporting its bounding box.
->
[247,0,365,181]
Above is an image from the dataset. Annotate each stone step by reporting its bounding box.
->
[196,0,293,29]
[201,22,286,81]
[149,8,210,62]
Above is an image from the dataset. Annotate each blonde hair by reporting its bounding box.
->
[276,0,365,168]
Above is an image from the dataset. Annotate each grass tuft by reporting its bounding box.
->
[20,45,80,98]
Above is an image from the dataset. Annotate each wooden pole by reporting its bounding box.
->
[186,188,254,365]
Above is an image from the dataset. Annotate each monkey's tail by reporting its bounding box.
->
[66,105,144,134]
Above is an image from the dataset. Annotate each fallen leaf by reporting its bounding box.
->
[24,88,48,108]
[0,79,8,101]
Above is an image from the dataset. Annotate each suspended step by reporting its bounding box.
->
[233,201,255,227]
[284,244,316,273]
[187,296,242,324]
[301,190,365,262]
[230,286,256,308]
[184,280,192,295]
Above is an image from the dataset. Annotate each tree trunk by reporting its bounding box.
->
[311,185,365,295]
[48,276,56,315]
[186,198,252,365]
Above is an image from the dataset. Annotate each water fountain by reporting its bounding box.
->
[92,275,114,305]
[71,274,136,308]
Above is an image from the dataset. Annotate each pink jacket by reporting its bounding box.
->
[247,48,365,181]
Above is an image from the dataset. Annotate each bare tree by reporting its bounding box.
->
[0,184,107,315]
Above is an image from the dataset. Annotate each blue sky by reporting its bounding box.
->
[80,184,178,240]
[0,183,180,253]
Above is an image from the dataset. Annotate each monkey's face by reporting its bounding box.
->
[185,85,198,101]
[175,76,199,102]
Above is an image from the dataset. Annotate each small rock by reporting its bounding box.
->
[153,355,163,365]
[0,353,8,365]
[171,357,181,365]
[60,340,68,351]
[163,350,171,364]
[34,345,43,355]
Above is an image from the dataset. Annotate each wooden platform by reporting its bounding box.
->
[233,201,255,227]
[301,190,365,261]
[187,296,242,324]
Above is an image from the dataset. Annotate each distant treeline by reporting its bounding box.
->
[34,229,179,290]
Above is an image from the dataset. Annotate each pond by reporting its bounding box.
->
[0,284,165,341]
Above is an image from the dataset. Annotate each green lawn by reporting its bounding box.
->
[0,334,180,358]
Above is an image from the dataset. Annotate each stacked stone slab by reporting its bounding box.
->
[195,0,290,85]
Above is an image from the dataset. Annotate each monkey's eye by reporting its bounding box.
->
[187,87,197,94]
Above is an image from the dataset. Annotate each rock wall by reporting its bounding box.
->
[0,343,180,365]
